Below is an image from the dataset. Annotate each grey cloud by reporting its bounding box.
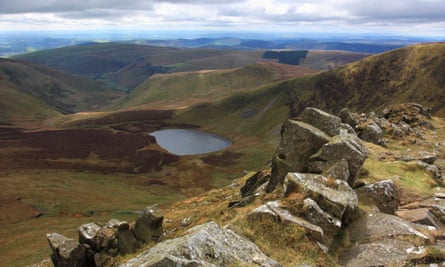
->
[346,0,445,21]
[0,0,154,14]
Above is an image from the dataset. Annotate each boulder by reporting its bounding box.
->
[339,212,434,266]
[267,120,330,192]
[241,169,270,197]
[338,108,358,129]
[346,213,430,244]
[396,208,442,229]
[297,107,343,137]
[339,239,421,267]
[302,198,341,246]
[133,205,164,243]
[78,222,102,251]
[356,180,399,214]
[107,219,139,255]
[417,151,437,165]
[120,221,281,267]
[308,133,367,186]
[284,173,358,219]
[358,122,383,145]
[323,159,350,181]
[47,233,86,267]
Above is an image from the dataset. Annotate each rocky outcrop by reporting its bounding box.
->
[133,206,164,243]
[339,103,434,146]
[47,206,163,267]
[356,179,399,214]
[339,212,434,267]
[120,221,281,267]
[47,233,86,267]
[283,173,357,248]
[241,107,366,252]
[267,107,367,193]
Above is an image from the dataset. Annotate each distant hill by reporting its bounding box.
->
[0,58,121,122]
[108,62,318,110]
[283,42,445,116]
[172,42,445,142]
[13,43,369,91]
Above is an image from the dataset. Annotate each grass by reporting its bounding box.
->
[241,218,337,266]
[0,169,186,266]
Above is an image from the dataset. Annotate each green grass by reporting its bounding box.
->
[363,158,438,201]
[0,169,186,266]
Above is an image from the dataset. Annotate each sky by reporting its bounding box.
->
[0,0,445,38]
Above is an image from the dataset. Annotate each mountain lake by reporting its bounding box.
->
[150,129,232,155]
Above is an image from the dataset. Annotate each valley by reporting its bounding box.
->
[0,41,444,266]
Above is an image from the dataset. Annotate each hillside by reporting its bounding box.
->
[110,62,318,110]
[0,42,444,266]
[282,42,445,116]
[13,43,369,91]
[0,58,121,123]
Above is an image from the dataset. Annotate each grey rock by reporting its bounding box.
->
[338,108,358,129]
[47,233,86,267]
[133,205,164,243]
[284,173,357,219]
[302,198,341,246]
[324,159,350,181]
[430,205,445,225]
[297,107,343,137]
[267,119,330,192]
[241,170,270,197]
[340,123,357,136]
[78,222,102,251]
[347,213,430,244]
[120,221,281,267]
[358,122,383,145]
[339,239,420,267]
[418,151,437,165]
[309,133,367,186]
[396,208,442,229]
[356,180,399,214]
[117,227,139,255]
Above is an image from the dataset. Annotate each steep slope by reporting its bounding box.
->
[282,42,445,116]
[0,58,121,122]
[110,62,318,110]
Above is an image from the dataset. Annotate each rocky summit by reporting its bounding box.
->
[45,104,445,267]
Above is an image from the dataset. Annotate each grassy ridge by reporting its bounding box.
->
[110,63,283,110]
[280,43,445,116]
[0,58,121,122]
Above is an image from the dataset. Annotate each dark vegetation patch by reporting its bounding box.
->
[201,151,243,167]
[0,126,179,173]
[263,50,309,65]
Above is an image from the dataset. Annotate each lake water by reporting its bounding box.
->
[150,129,232,155]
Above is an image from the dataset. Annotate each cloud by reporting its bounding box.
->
[0,0,444,36]
[343,0,445,22]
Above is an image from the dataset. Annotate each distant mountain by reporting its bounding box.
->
[13,43,369,91]
[0,58,121,122]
